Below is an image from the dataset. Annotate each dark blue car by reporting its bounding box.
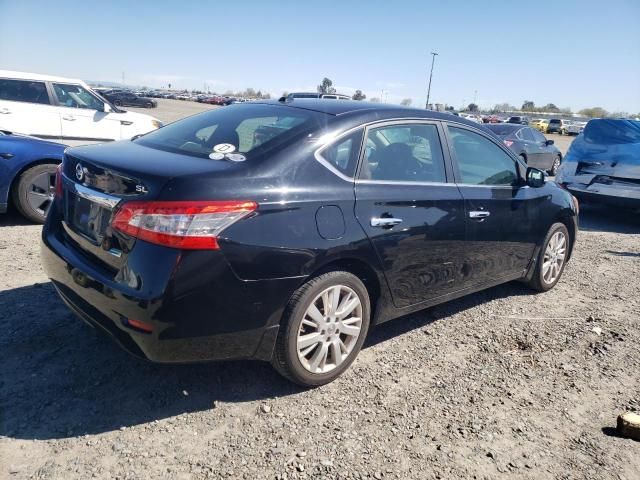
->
[0,131,66,222]
[42,100,578,386]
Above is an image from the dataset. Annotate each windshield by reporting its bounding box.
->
[485,124,519,136]
[583,119,640,145]
[136,103,327,159]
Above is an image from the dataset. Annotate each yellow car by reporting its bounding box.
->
[531,119,550,132]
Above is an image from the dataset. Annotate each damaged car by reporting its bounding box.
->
[556,119,640,209]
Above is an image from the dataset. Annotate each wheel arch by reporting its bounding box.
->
[304,256,384,321]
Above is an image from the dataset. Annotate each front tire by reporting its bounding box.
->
[549,155,561,176]
[272,271,371,387]
[526,223,570,292]
[11,163,58,223]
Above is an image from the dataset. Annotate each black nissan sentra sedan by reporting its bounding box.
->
[41,99,579,386]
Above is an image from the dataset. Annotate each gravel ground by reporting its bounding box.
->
[1,204,639,480]
[1,101,638,479]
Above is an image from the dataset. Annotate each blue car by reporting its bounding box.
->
[0,131,66,222]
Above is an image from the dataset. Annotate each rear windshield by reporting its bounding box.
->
[136,103,327,159]
[583,119,640,145]
[485,124,520,136]
[549,119,561,124]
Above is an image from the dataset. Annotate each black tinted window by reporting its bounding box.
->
[137,103,325,159]
[0,79,50,104]
[320,130,363,176]
[359,123,446,183]
[449,127,518,186]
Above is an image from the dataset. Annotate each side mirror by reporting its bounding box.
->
[102,103,112,113]
[545,139,554,146]
[526,167,545,188]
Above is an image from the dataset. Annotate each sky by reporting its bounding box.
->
[1,0,639,113]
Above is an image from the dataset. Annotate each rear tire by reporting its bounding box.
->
[271,271,371,387]
[526,222,570,292]
[11,163,58,223]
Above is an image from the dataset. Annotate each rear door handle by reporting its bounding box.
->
[469,211,490,219]
[62,115,76,121]
[0,153,14,159]
[371,217,403,227]
[0,108,10,114]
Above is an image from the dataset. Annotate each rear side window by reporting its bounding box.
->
[319,130,363,177]
[359,123,446,183]
[0,79,50,105]
[137,103,326,159]
[449,127,518,186]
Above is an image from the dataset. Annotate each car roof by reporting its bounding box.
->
[0,69,85,85]
[486,123,521,130]
[253,99,485,127]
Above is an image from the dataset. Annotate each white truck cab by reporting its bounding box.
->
[0,70,162,146]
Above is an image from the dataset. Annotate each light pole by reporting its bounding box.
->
[425,51,438,109]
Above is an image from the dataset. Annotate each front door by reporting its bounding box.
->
[445,124,538,286]
[52,83,121,146]
[354,121,466,308]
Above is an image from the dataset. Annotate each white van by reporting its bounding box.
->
[0,70,163,146]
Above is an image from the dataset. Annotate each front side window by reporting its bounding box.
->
[137,103,326,160]
[359,123,446,183]
[0,79,49,105]
[521,128,536,141]
[532,129,547,143]
[53,83,104,111]
[449,126,518,186]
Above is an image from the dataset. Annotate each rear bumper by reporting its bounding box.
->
[41,227,303,363]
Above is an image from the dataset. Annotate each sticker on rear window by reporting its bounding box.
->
[225,153,246,162]
[213,143,236,153]
[208,152,225,160]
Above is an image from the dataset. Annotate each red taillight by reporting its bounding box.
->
[111,200,258,250]
[54,163,63,200]
[503,140,514,147]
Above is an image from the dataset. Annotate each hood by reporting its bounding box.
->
[558,119,640,183]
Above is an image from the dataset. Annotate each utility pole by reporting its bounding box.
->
[425,51,438,109]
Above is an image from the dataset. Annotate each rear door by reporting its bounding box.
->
[445,123,538,285]
[0,78,62,141]
[354,120,467,307]
[51,82,121,145]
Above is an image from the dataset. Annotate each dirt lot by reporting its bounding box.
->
[1,101,639,480]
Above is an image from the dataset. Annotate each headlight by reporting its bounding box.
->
[151,119,164,129]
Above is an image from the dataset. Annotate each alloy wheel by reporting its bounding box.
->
[296,285,363,374]
[542,231,566,284]
[27,170,56,218]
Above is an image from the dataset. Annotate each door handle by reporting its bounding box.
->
[469,211,490,219]
[0,108,10,114]
[62,115,76,121]
[371,217,403,228]
[0,153,15,159]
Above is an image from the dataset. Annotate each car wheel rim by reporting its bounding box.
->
[542,231,566,285]
[296,285,363,374]
[27,170,56,217]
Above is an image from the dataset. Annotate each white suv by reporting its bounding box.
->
[0,71,163,146]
